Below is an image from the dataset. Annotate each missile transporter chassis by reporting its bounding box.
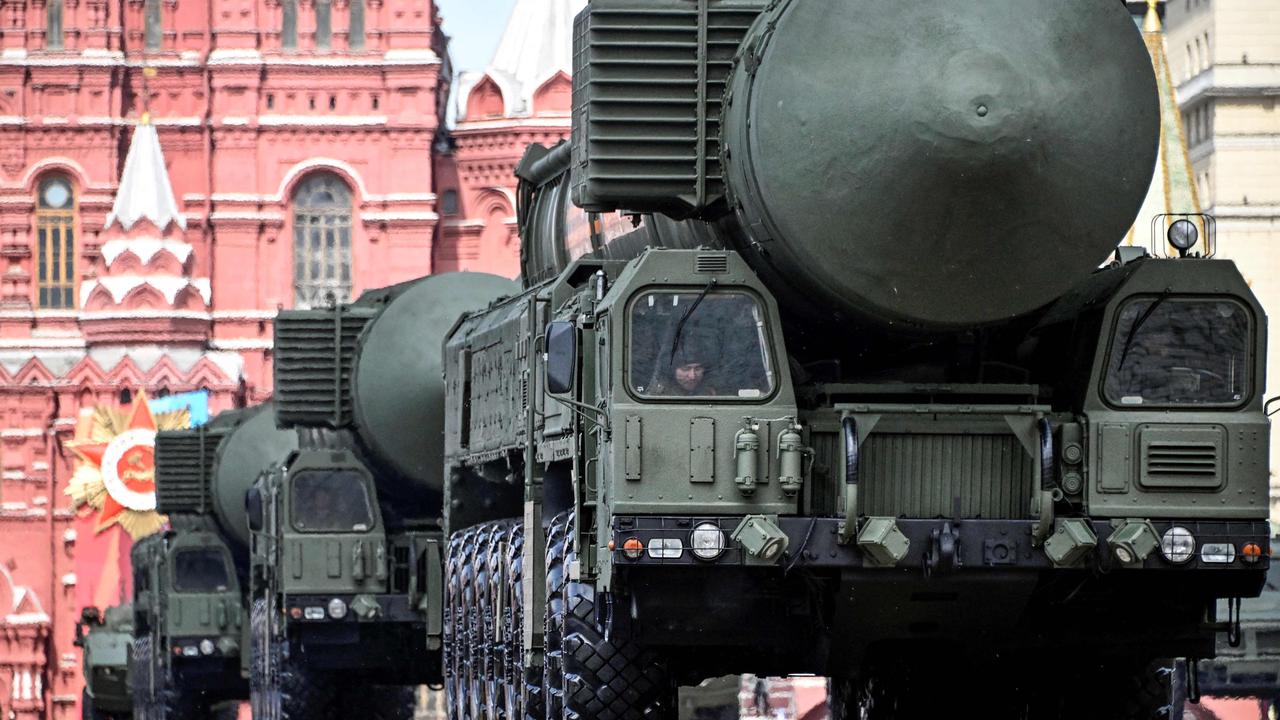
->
[243,449,435,720]
[435,1,1272,717]
[76,605,135,720]
[262,274,518,720]
[128,528,243,720]
[149,405,300,720]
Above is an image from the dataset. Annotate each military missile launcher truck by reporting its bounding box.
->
[435,1,1273,719]
[259,273,516,720]
[76,604,134,720]
[132,405,297,720]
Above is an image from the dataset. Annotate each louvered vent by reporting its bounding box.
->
[1142,442,1221,489]
[274,306,377,428]
[571,0,767,218]
[695,253,729,273]
[155,427,225,515]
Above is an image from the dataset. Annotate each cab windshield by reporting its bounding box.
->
[173,549,231,593]
[291,470,375,532]
[1104,297,1251,407]
[629,290,775,400]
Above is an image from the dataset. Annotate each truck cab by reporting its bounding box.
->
[248,447,442,686]
[75,604,133,720]
[129,527,245,717]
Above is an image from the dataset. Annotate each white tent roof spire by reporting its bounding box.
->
[457,0,585,119]
[105,118,187,232]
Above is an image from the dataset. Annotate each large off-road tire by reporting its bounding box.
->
[461,526,485,720]
[277,640,336,720]
[477,523,508,719]
[128,636,195,720]
[129,636,153,720]
[505,524,544,720]
[543,512,570,720]
[448,520,531,720]
[483,522,515,720]
[558,510,676,720]
[447,525,481,720]
[249,598,274,720]
[444,528,468,720]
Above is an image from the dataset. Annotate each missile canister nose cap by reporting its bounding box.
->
[721,0,1160,328]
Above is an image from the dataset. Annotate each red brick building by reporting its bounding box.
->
[0,0,574,715]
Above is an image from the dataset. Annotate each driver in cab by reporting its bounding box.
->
[652,341,719,397]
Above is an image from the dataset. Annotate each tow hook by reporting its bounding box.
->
[1226,597,1242,648]
[1206,597,1243,648]
[926,521,960,577]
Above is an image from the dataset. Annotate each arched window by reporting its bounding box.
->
[46,0,65,50]
[293,173,353,308]
[144,0,163,51]
[282,0,298,50]
[36,175,77,309]
[315,0,332,51]
[349,0,365,51]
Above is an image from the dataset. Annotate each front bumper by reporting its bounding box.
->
[284,593,440,683]
[283,593,422,623]
[610,516,1271,573]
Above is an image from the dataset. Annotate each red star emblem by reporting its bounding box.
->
[70,392,160,533]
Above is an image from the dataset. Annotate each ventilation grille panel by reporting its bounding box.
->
[155,428,225,515]
[273,307,377,428]
[571,0,767,218]
[860,433,1034,519]
[695,253,729,273]
[1138,426,1225,490]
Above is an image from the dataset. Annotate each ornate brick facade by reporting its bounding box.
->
[0,0,575,716]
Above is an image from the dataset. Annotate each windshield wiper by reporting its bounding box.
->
[667,278,717,367]
[1116,291,1171,370]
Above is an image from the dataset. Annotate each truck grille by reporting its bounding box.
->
[860,433,1034,519]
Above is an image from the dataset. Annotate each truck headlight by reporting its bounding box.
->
[690,523,726,561]
[199,639,215,656]
[1160,527,1195,564]
[327,598,348,620]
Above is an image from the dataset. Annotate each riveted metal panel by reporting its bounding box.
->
[327,542,342,578]
[689,417,715,483]
[625,415,643,481]
[1098,424,1133,493]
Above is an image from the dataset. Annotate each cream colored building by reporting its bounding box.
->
[1163,0,1280,520]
